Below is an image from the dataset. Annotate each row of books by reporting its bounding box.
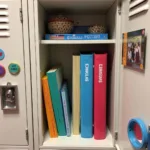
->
[42,68,71,137]
[42,53,107,140]
[73,53,107,139]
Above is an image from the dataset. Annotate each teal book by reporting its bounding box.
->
[47,67,66,136]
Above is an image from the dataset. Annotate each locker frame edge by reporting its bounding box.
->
[27,0,40,150]
[21,0,34,150]
[113,0,122,141]
[28,0,123,150]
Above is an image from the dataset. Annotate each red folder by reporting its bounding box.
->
[94,54,107,139]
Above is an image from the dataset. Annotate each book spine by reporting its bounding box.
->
[45,34,108,40]
[72,56,80,135]
[64,34,108,40]
[80,54,93,138]
[47,69,66,136]
[45,34,65,40]
[61,86,71,137]
[94,54,107,139]
[42,77,58,138]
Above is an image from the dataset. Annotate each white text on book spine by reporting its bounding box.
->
[99,64,103,83]
[85,64,89,82]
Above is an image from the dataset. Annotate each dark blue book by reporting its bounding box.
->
[60,82,71,137]
[80,54,93,138]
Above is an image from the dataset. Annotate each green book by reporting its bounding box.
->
[47,67,66,136]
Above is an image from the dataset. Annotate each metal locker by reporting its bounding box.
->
[0,0,32,147]
[117,0,150,150]
[28,0,150,150]
[29,0,120,150]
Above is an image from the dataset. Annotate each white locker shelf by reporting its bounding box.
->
[42,129,114,149]
[41,40,116,44]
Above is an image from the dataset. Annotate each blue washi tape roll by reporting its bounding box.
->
[128,118,148,149]
[148,126,150,150]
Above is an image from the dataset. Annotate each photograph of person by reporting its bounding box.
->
[126,35,144,70]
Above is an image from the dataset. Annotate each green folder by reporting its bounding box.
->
[47,67,66,136]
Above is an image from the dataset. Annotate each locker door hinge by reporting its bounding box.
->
[118,1,122,15]
[118,8,121,15]
[115,132,118,141]
[20,8,23,23]
[25,129,29,143]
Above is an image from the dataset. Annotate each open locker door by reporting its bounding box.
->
[117,0,150,150]
[0,0,28,145]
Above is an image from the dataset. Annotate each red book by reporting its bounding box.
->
[94,53,107,140]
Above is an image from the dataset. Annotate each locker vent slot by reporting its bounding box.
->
[129,0,149,17]
[0,4,8,9]
[129,0,147,9]
[0,4,10,37]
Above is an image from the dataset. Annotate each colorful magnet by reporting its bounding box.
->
[8,63,20,75]
[0,49,5,60]
[0,64,6,77]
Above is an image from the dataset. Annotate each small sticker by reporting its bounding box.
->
[8,63,20,75]
[0,64,6,77]
[0,49,5,60]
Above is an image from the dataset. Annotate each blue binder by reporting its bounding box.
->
[80,54,93,138]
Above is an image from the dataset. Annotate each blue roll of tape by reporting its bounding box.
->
[148,126,150,150]
[128,118,148,149]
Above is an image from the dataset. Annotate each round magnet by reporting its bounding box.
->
[0,64,6,77]
[8,63,20,75]
[0,49,5,60]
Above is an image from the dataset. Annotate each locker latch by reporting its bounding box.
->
[0,82,18,110]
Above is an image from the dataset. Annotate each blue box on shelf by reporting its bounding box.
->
[45,34,108,40]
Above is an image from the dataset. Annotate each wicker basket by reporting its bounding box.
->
[88,25,106,34]
[48,15,73,34]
